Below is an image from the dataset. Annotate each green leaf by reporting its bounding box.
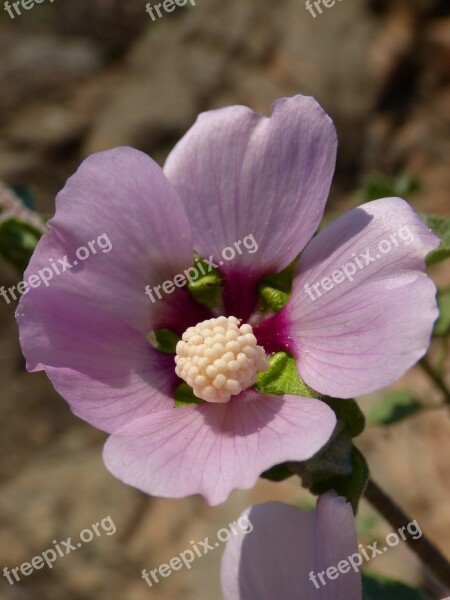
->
[359,172,420,203]
[0,218,43,273]
[174,382,204,408]
[187,256,222,308]
[322,397,365,437]
[254,352,318,398]
[362,571,426,600]
[258,260,296,312]
[420,213,450,266]
[434,287,450,337]
[309,446,369,514]
[146,328,180,354]
[367,391,421,426]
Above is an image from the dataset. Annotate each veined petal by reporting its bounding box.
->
[26,146,195,333]
[284,198,439,397]
[17,289,176,433]
[103,391,336,505]
[221,493,360,600]
[164,95,337,317]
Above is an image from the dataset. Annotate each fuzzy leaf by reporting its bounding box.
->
[359,172,420,203]
[309,446,369,514]
[297,427,354,486]
[322,397,365,437]
[367,391,421,426]
[421,213,450,266]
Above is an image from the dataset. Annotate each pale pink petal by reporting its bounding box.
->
[17,289,176,433]
[164,95,337,318]
[284,198,439,397]
[103,391,336,505]
[221,493,360,599]
[27,146,194,333]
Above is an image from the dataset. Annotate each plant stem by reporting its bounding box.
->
[364,479,450,588]
[419,357,450,405]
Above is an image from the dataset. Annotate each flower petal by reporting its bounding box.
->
[17,289,176,433]
[221,493,360,600]
[314,493,362,599]
[284,198,439,397]
[103,391,336,505]
[164,95,337,317]
[27,146,195,333]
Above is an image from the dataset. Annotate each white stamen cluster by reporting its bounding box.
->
[175,316,268,403]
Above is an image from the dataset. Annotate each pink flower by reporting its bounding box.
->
[16,95,438,504]
[221,492,361,599]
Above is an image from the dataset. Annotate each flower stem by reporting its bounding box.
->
[363,478,450,588]
[419,357,450,405]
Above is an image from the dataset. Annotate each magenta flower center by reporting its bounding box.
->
[175,316,269,403]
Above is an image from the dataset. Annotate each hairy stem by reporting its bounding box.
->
[364,479,450,588]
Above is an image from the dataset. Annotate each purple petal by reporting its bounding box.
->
[221,493,360,600]
[164,95,337,318]
[284,198,439,397]
[103,391,336,505]
[314,493,362,600]
[26,147,195,333]
[17,289,176,433]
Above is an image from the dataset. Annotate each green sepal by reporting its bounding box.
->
[367,390,421,426]
[257,260,296,312]
[309,445,369,514]
[187,256,222,308]
[174,382,205,408]
[420,213,450,266]
[260,462,294,483]
[0,218,43,274]
[254,352,318,398]
[362,571,427,600]
[321,396,365,437]
[261,398,365,486]
[147,328,180,354]
[296,426,354,486]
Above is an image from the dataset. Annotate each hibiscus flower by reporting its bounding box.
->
[16,95,438,505]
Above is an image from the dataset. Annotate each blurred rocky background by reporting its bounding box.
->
[0,0,449,598]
